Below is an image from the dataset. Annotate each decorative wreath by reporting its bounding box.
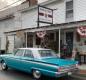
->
[77,26,86,37]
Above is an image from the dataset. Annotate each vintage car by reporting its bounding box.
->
[0,48,78,79]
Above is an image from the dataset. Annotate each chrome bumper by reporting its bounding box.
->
[56,68,78,77]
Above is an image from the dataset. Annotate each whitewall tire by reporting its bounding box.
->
[32,70,41,79]
[1,61,8,70]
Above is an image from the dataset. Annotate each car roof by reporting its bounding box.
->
[18,48,51,50]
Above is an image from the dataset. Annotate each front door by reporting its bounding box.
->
[66,32,73,57]
[27,34,33,47]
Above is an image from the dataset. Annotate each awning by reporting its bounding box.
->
[4,20,86,36]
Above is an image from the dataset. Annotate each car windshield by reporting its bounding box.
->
[38,50,56,58]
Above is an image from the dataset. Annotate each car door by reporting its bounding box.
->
[6,49,25,70]
[20,49,34,72]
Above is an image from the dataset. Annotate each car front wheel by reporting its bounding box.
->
[1,61,8,70]
[32,70,41,79]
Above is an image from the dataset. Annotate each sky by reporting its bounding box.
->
[0,0,48,11]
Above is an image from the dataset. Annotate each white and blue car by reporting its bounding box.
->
[0,48,78,79]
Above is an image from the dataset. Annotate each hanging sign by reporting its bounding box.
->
[36,31,46,38]
[38,5,53,24]
[77,26,86,37]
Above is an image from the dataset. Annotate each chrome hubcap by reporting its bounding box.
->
[1,62,6,69]
[33,70,41,79]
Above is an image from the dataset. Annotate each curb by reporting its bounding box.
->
[71,69,86,80]
[79,70,86,75]
[71,75,86,80]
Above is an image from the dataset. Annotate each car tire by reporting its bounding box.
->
[1,61,8,70]
[32,70,41,80]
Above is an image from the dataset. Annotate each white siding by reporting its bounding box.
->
[0,0,70,50]
[47,0,65,24]
[21,0,65,28]
[0,19,15,32]
[74,0,86,21]
[22,9,37,28]
[0,0,86,51]
[0,33,6,50]
[0,19,15,50]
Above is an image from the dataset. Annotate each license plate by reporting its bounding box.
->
[68,72,72,75]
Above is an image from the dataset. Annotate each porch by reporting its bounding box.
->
[4,20,86,65]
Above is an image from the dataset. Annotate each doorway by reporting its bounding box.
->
[66,32,73,57]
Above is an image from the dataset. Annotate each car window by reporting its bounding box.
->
[38,50,56,58]
[24,50,33,58]
[15,49,24,56]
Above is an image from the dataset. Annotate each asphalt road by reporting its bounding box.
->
[0,64,74,80]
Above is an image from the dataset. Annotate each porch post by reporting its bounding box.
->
[26,32,27,48]
[14,35,15,49]
[59,29,61,57]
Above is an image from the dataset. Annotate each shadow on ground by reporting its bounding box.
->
[0,68,70,80]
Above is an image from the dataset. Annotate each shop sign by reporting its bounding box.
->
[77,26,86,37]
[38,5,53,24]
[36,31,46,38]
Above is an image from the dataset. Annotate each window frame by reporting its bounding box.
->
[15,49,25,57]
[66,0,73,21]
[24,49,34,58]
[38,49,56,58]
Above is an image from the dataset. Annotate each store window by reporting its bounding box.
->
[24,50,33,58]
[15,49,24,56]
[27,34,33,47]
[49,33,55,41]
[36,35,41,45]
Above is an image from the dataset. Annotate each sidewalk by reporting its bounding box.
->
[78,64,86,75]
[71,64,86,80]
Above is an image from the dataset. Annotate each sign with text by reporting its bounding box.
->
[38,5,53,24]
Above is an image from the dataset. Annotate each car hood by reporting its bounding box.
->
[42,57,77,67]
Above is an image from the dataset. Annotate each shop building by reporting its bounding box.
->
[0,0,86,62]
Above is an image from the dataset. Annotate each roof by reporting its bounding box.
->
[0,0,58,20]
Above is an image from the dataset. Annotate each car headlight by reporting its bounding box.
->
[58,67,64,72]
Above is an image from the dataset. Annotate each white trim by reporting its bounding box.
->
[25,32,27,48]
[58,29,61,57]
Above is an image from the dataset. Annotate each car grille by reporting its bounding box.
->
[61,65,76,72]
[66,65,76,69]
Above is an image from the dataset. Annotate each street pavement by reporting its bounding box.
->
[0,64,81,80]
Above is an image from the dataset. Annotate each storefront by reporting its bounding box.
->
[5,20,86,64]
